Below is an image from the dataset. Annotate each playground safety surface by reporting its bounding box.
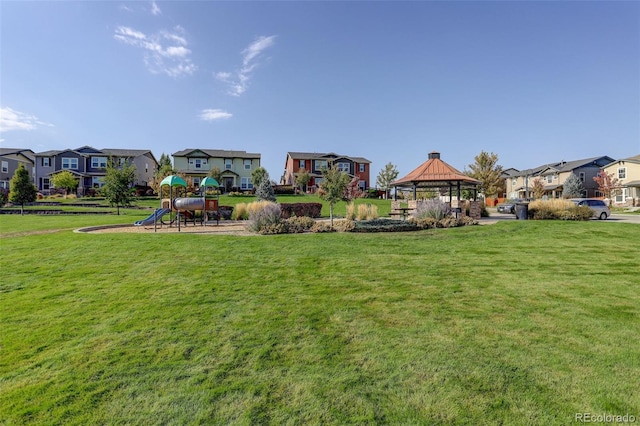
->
[77,221,251,235]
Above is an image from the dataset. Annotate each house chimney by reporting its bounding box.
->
[428,151,441,160]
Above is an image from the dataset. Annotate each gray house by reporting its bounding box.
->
[35,146,158,195]
[0,148,35,189]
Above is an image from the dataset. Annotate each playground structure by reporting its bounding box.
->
[134,175,220,232]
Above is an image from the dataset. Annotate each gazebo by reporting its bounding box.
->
[391,151,483,219]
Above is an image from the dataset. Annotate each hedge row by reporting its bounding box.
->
[279,203,322,219]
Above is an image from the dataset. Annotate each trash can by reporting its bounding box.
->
[515,202,529,220]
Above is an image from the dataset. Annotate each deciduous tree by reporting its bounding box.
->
[593,170,619,205]
[465,151,504,198]
[9,164,37,215]
[50,170,78,197]
[376,163,399,199]
[295,168,311,193]
[532,177,545,199]
[318,166,350,227]
[251,167,267,188]
[102,158,136,215]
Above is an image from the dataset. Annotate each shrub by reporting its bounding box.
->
[345,203,356,220]
[273,185,296,195]
[458,216,479,226]
[438,216,458,228]
[558,206,593,221]
[258,222,289,235]
[310,222,336,233]
[279,203,322,219]
[352,219,419,233]
[357,203,379,220]
[245,201,282,233]
[527,199,591,221]
[333,219,356,232]
[409,217,438,229]
[412,199,451,221]
[0,187,8,206]
[232,203,248,220]
[285,216,316,233]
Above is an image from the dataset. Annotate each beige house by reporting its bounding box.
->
[172,149,261,193]
[602,154,640,206]
[504,156,614,199]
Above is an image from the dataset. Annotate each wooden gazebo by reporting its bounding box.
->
[392,151,481,201]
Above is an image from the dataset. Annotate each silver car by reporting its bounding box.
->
[571,198,611,220]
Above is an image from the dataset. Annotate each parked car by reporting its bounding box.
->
[497,199,526,214]
[570,198,610,220]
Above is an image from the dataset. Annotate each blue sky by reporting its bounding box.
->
[1,1,639,182]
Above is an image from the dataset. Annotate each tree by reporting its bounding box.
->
[593,170,619,205]
[318,166,350,227]
[208,166,222,183]
[158,153,172,168]
[295,168,311,193]
[562,173,584,198]
[9,164,37,215]
[251,167,267,188]
[465,151,504,198]
[255,171,276,202]
[376,163,399,199]
[102,158,136,215]
[531,177,545,199]
[343,176,364,201]
[50,170,78,197]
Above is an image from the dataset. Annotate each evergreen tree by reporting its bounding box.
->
[158,153,172,168]
[9,164,37,215]
[102,158,137,215]
[255,172,276,202]
[562,173,585,198]
[376,163,399,199]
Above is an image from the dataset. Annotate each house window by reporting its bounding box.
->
[546,175,553,183]
[62,158,78,169]
[92,156,107,168]
[119,158,127,166]
[244,159,252,170]
[145,163,148,173]
[92,177,104,188]
[190,159,206,169]
[359,163,365,173]
[42,157,50,167]
[315,177,324,186]
[299,160,305,169]
[358,180,366,190]
[241,177,253,190]
[337,162,350,173]
[193,177,201,187]
[579,172,585,182]
[42,178,50,190]
[225,159,232,170]
[1,161,7,173]
[314,160,327,170]
[618,167,626,179]
[512,178,517,186]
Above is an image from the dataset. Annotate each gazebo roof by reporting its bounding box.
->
[392,152,480,188]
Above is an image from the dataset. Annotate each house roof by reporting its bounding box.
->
[101,149,158,164]
[511,155,616,177]
[392,152,480,187]
[0,148,35,162]
[287,151,371,164]
[173,148,261,159]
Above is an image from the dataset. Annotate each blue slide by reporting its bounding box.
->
[134,208,172,226]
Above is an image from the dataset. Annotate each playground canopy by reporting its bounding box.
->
[160,175,187,187]
[200,177,219,188]
[392,152,481,200]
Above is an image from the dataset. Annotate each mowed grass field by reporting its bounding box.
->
[1,212,639,425]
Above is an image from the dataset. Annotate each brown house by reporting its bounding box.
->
[282,152,371,192]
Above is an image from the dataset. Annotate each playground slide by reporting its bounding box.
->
[134,208,172,226]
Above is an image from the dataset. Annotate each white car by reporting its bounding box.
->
[570,198,611,220]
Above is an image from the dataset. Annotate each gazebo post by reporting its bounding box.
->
[413,184,417,200]
[449,184,453,203]
[457,181,461,201]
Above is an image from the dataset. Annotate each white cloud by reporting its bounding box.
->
[216,35,276,97]
[0,107,53,132]
[114,26,196,77]
[199,109,233,121]
[150,1,162,16]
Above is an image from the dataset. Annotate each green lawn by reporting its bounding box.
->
[1,216,639,424]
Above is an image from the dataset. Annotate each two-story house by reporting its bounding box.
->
[0,148,35,189]
[601,154,640,206]
[34,146,158,195]
[172,149,261,193]
[504,156,615,199]
[282,152,371,193]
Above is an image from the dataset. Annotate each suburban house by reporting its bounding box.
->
[504,156,615,199]
[601,154,640,206]
[0,148,35,189]
[34,146,158,195]
[282,152,372,192]
[172,149,261,193]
